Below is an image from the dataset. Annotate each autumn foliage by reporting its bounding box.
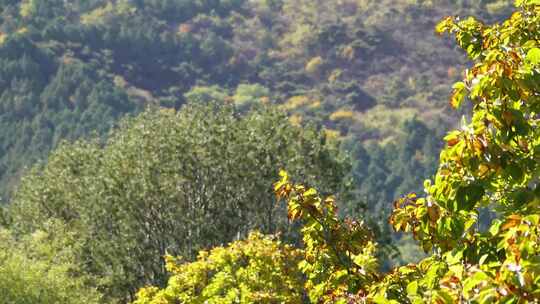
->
[133,232,305,304]
[133,2,540,303]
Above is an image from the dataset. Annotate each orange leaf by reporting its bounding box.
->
[447,138,460,147]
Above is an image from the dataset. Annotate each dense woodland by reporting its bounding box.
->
[1,0,538,303]
[0,0,512,203]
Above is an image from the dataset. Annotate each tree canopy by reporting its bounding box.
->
[0,221,101,304]
[7,101,350,302]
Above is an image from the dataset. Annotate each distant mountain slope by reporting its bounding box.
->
[0,0,511,200]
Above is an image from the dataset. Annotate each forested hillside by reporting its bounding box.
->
[0,0,511,205]
[1,0,536,303]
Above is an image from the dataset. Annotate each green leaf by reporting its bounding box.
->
[456,184,485,211]
[526,48,540,65]
[433,290,454,303]
[477,289,497,304]
[450,82,467,108]
[406,281,419,296]
[425,262,445,288]
[489,220,502,236]
[463,271,490,295]
[479,254,489,265]
[506,163,524,181]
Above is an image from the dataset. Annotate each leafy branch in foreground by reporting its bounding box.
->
[383,1,540,302]
[274,170,378,303]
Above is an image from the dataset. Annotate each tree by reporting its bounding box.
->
[133,169,378,304]
[0,222,101,304]
[8,101,350,302]
[382,2,540,301]
[133,2,540,302]
[232,83,270,109]
[183,85,229,104]
[133,232,305,304]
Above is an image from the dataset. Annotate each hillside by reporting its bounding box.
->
[0,0,511,208]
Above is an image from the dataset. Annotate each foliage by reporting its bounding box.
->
[133,169,377,304]
[0,222,101,304]
[274,170,379,303]
[0,1,529,303]
[133,232,305,304]
[133,2,540,303]
[382,1,540,301]
[342,117,445,263]
[232,83,270,108]
[184,85,229,104]
[8,101,350,302]
[305,56,324,76]
[0,0,510,202]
